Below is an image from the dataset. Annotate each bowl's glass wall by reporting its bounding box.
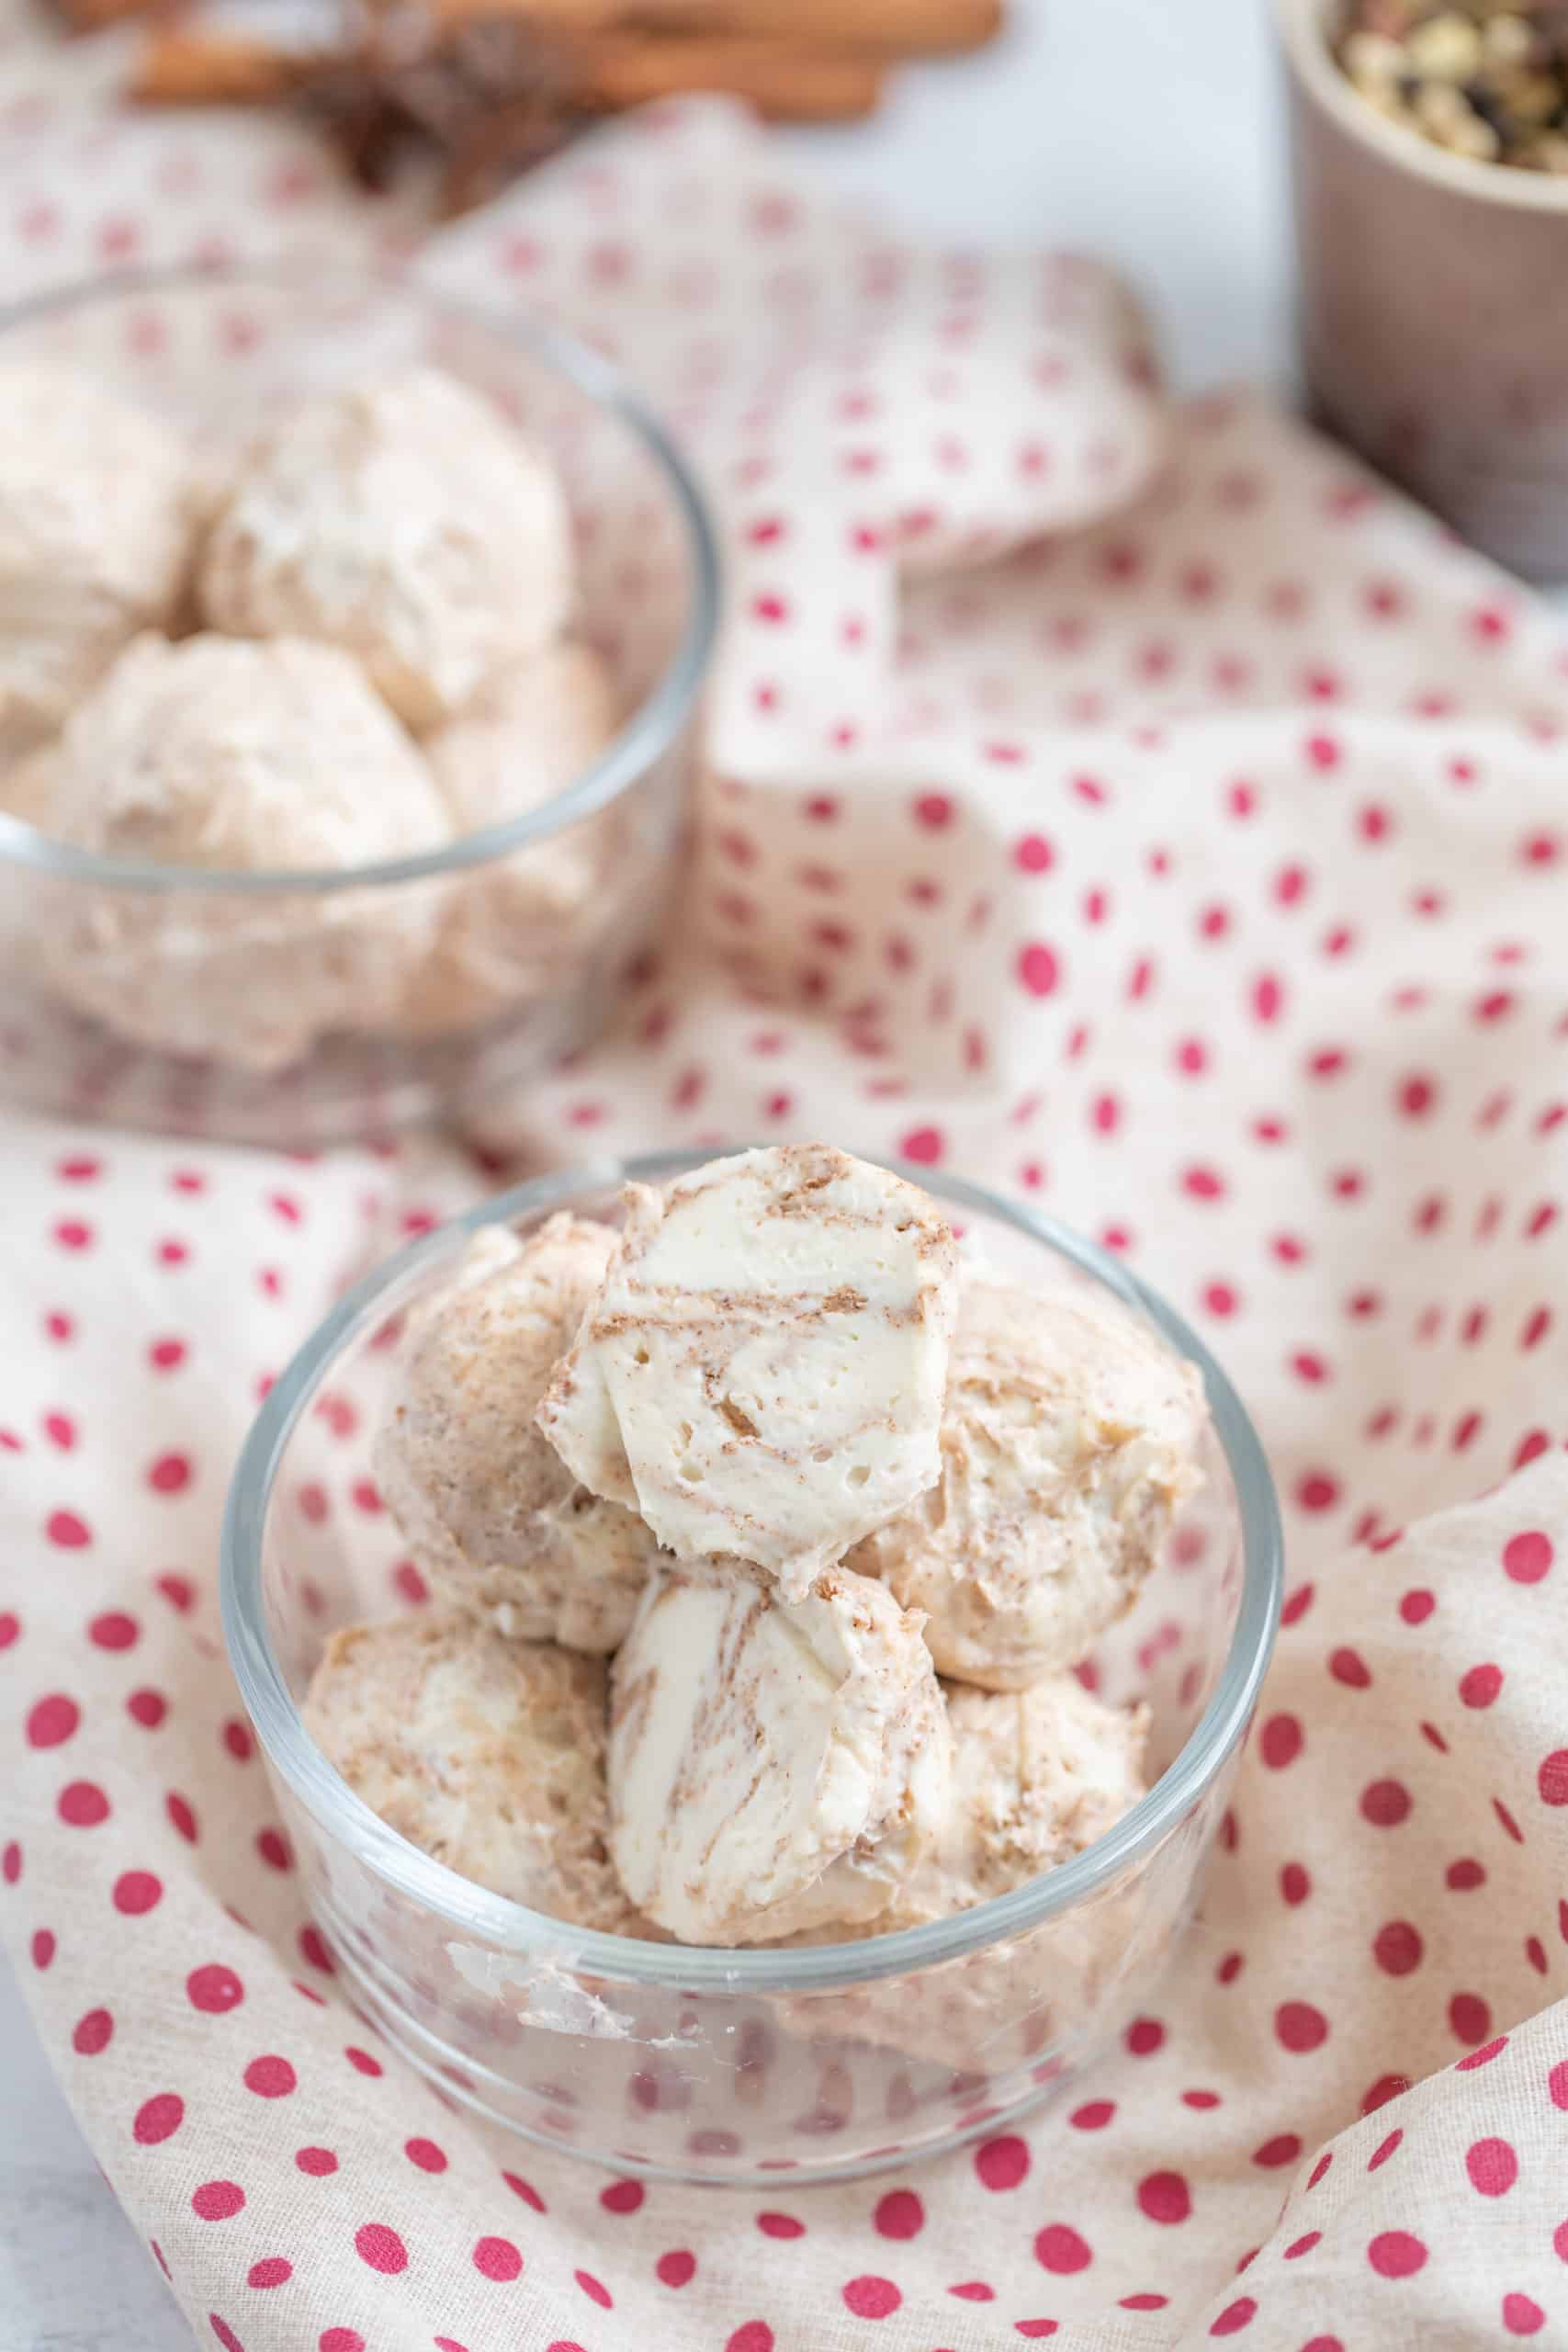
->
[0,275,709,1142]
[241,1170,1259,2183]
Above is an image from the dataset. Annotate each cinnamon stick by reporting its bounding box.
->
[133,24,884,121]
[424,0,1002,53]
[53,0,166,31]
[578,33,883,117]
[131,30,331,104]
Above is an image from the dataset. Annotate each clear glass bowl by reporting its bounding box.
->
[0,268,718,1144]
[222,1154,1282,2185]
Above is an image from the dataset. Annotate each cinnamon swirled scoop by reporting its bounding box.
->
[305,1609,645,1932]
[374,1216,664,1657]
[606,1556,951,1946]
[850,1267,1206,1689]
[536,1143,961,1600]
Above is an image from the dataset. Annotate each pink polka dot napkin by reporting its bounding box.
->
[5,11,1568,2346]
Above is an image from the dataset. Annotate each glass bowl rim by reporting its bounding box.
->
[221,1149,1284,1993]
[0,260,721,897]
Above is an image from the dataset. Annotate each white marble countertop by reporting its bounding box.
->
[0,2,1285,2343]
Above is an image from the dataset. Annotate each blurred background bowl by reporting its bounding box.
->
[0,266,719,1144]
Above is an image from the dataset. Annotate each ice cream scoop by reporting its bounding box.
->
[397,641,624,1038]
[0,738,62,831]
[374,1215,664,1654]
[849,1268,1206,1688]
[39,631,451,1069]
[537,1144,961,1600]
[303,1608,639,1930]
[428,640,620,830]
[911,1674,1150,1916]
[0,363,198,753]
[198,365,573,729]
[773,1675,1149,2067]
[607,1555,951,1946]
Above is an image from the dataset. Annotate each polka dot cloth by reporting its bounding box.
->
[4,17,1568,2347]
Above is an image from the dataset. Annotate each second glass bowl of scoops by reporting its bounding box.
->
[0,267,717,1144]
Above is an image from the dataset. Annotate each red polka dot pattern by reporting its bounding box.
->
[1465,2137,1519,2196]
[89,1612,139,1653]
[27,1694,80,1748]
[1360,1780,1413,1829]
[353,2223,407,2274]
[56,1781,109,1828]
[1259,1713,1303,1770]
[1035,2225,1092,2274]
[841,2274,901,2318]
[872,2188,923,2239]
[1503,1532,1553,1585]
[472,2234,523,2280]
[191,2179,245,2222]
[976,2136,1031,2189]
[243,2055,296,2098]
[1372,1921,1422,1977]
[1460,1663,1503,1709]
[1275,2001,1329,2053]
[112,1870,163,1917]
[0,113,1566,2352]
[1368,2230,1428,2278]
[72,2007,113,2055]
[1137,2171,1191,2224]
[186,1966,244,2015]
[1450,1993,1494,2048]
[133,2093,184,2144]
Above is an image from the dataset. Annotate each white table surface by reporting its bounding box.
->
[0,2,1285,2343]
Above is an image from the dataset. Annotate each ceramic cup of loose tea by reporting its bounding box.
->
[1276,0,1568,580]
